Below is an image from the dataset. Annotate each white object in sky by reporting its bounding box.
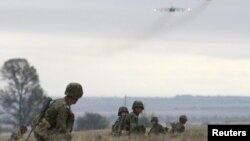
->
[154,7,192,13]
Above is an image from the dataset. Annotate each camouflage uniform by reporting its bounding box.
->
[148,117,165,135]
[9,126,27,141]
[33,83,83,141]
[171,115,188,133]
[111,106,129,137]
[124,101,146,135]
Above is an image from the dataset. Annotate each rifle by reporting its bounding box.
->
[25,97,53,141]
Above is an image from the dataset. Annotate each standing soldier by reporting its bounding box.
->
[171,115,188,133]
[111,106,129,137]
[9,125,28,141]
[33,82,84,141]
[124,100,146,135]
[148,117,165,135]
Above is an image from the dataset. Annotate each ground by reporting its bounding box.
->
[0,125,207,141]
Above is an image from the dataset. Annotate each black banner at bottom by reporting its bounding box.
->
[208,125,250,141]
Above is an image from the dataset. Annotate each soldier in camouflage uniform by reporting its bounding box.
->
[171,115,188,133]
[111,106,129,137]
[124,101,146,135]
[9,125,27,141]
[33,82,84,141]
[148,117,165,135]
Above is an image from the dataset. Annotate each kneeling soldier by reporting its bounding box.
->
[124,100,146,135]
[148,117,165,135]
[171,115,188,133]
[112,106,129,136]
[33,82,84,141]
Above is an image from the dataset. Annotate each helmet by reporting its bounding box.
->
[151,116,159,122]
[118,106,129,116]
[179,115,188,123]
[132,100,144,110]
[65,82,83,99]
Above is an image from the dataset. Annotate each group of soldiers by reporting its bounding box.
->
[8,82,187,141]
[111,101,188,137]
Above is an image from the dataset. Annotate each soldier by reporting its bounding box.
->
[171,115,188,133]
[9,125,28,141]
[33,82,84,141]
[124,100,146,135]
[111,106,129,137]
[148,117,165,135]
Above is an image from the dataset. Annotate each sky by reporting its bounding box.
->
[0,0,250,97]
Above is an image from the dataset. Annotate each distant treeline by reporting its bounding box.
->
[70,96,250,124]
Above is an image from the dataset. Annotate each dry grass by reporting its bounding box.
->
[0,125,207,141]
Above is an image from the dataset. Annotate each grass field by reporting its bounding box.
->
[0,125,207,141]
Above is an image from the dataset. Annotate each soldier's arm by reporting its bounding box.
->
[112,120,119,131]
[66,111,75,133]
[119,115,127,130]
[56,106,69,133]
[129,115,138,133]
[124,116,130,131]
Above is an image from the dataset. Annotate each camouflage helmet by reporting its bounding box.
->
[151,116,159,122]
[118,106,129,116]
[65,82,83,99]
[179,115,188,123]
[132,100,144,110]
[20,125,27,131]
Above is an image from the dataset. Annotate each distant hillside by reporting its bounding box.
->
[71,95,250,123]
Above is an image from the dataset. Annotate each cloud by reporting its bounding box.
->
[1,33,250,97]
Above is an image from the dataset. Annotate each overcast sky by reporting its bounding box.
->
[0,0,250,97]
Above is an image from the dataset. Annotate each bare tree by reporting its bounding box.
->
[0,58,47,127]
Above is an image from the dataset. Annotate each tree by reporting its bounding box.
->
[76,113,110,131]
[0,58,47,127]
